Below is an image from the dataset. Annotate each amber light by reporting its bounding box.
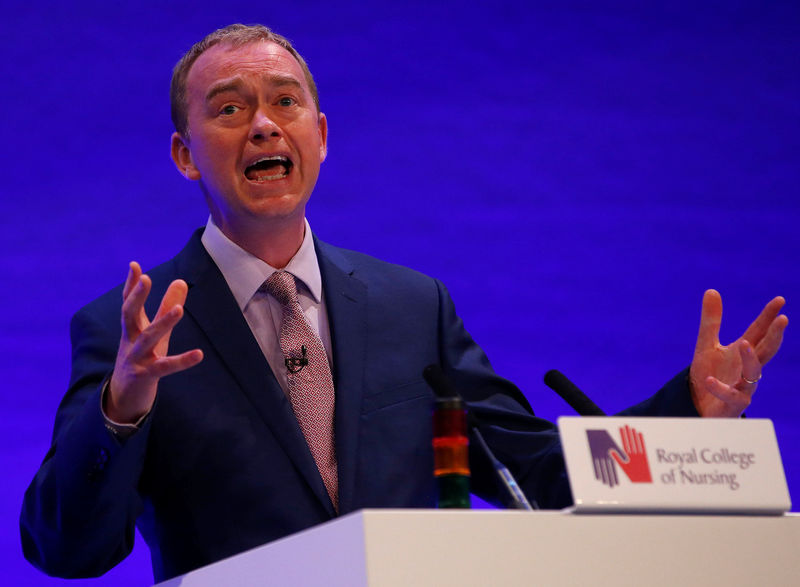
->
[433,403,467,476]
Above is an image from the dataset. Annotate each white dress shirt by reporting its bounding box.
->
[200,216,333,396]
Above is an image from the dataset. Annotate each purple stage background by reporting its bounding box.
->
[2,2,797,584]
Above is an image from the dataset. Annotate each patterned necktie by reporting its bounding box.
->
[263,270,338,510]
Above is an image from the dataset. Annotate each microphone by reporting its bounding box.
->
[423,364,535,510]
[422,364,459,400]
[543,369,606,416]
[285,345,308,374]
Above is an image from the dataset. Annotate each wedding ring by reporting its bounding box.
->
[742,373,762,385]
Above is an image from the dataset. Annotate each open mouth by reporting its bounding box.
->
[244,155,293,182]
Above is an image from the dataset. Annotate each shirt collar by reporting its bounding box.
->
[200,216,323,310]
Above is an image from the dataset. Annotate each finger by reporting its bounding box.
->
[704,376,751,415]
[742,296,786,345]
[739,340,762,388]
[695,289,723,350]
[622,426,632,454]
[609,458,618,486]
[626,427,636,454]
[122,261,142,300]
[121,274,153,339]
[599,459,609,485]
[129,304,184,361]
[754,314,788,365]
[155,279,190,321]
[148,349,204,379]
[636,430,646,454]
[630,428,640,453]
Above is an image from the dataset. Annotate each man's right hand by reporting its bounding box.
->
[106,262,203,424]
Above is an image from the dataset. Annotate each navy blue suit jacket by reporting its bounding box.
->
[21,229,698,581]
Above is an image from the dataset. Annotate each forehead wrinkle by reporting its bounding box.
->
[205,77,246,103]
[204,73,305,105]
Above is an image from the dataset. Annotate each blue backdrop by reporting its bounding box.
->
[2,1,797,584]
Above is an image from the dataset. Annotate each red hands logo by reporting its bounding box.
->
[609,425,653,483]
[586,425,653,487]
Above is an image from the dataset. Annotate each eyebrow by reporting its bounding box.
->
[269,75,304,92]
[204,75,305,104]
[205,79,244,104]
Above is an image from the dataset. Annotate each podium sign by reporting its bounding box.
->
[559,417,790,514]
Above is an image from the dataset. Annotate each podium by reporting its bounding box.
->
[157,510,800,586]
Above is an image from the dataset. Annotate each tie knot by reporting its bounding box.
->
[263,271,297,307]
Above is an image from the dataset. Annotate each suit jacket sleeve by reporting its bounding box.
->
[432,278,698,509]
[20,295,148,578]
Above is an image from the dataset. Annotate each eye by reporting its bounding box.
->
[278,97,296,107]
[220,104,240,116]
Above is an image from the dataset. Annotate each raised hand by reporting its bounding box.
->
[610,425,652,483]
[689,290,788,418]
[106,262,203,424]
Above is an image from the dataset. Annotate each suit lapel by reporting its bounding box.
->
[315,238,368,514]
[175,232,336,516]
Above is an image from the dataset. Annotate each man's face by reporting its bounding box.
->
[171,41,327,233]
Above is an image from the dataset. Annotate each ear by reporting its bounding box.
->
[170,132,201,180]
[317,113,328,163]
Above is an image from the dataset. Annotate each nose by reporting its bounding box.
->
[250,109,280,142]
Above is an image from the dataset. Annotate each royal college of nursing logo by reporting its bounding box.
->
[586,425,653,487]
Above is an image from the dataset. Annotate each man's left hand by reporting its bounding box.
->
[690,289,788,417]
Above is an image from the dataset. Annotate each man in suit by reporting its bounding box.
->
[21,24,788,582]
